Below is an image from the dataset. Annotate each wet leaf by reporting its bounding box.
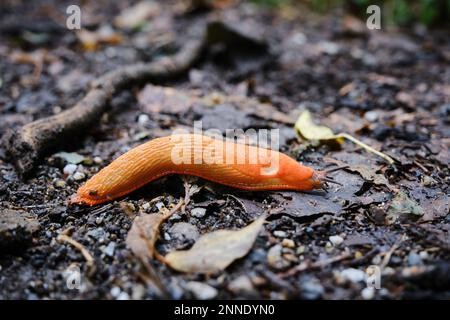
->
[271,170,365,218]
[165,216,265,273]
[386,191,423,225]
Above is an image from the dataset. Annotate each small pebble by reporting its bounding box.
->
[137,114,150,125]
[63,164,77,175]
[95,217,103,225]
[191,207,206,218]
[273,230,287,238]
[340,268,366,283]
[142,202,150,211]
[185,281,218,300]
[296,245,306,255]
[354,251,363,259]
[110,286,121,297]
[93,156,103,164]
[228,275,254,294]
[419,251,429,260]
[329,235,344,246]
[54,180,66,188]
[267,244,290,270]
[281,239,295,248]
[117,292,130,300]
[407,251,423,266]
[300,277,324,300]
[364,111,379,122]
[103,242,115,257]
[361,287,375,300]
[73,172,85,181]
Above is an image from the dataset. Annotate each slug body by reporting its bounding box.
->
[71,134,324,205]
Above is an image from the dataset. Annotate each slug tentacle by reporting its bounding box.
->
[71,134,327,206]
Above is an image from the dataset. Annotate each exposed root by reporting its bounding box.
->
[3,31,206,178]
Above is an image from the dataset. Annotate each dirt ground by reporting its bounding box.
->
[0,0,449,300]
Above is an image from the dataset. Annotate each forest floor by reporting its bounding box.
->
[0,0,449,299]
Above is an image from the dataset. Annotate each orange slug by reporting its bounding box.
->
[71,134,335,206]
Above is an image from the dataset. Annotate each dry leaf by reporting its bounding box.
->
[126,213,166,259]
[295,110,395,164]
[295,110,337,140]
[165,216,265,273]
[126,200,183,260]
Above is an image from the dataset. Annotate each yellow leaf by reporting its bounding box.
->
[294,110,395,164]
[165,216,265,273]
[295,110,338,140]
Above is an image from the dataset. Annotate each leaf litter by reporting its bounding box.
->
[164,216,265,274]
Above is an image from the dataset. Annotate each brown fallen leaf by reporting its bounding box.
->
[164,216,265,273]
[126,200,183,259]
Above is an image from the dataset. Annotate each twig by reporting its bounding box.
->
[380,234,406,269]
[57,234,95,274]
[3,31,206,178]
[279,249,352,278]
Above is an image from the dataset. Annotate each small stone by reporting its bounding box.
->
[273,230,287,238]
[267,244,290,270]
[93,156,103,164]
[131,284,145,300]
[419,251,429,260]
[164,232,171,241]
[110,286,121,297]
[142,202,150,211]
[54,180,66,188]
[137,114,150,125]
[169,222,199,242]
[73,172,85,181]
[103,242,116,257]
[155,202,164,210]
[354,251,363,259]
[341,268,366,283]
[117,292,130,300]
[63,164,77,175]
[86,227,106,241]
[300,277,324,300]
[169,213,181,221]
[361,287,375,300]
[191,207,206,218]
[407,251,422,266]
[325,242,333,253]
[329,235,344,246]
[296,245,306,255]
[185,281,218,300]
[364,111,378,122]
[228,275,254,294]
[95,217,103,225]
[281,239,295,248]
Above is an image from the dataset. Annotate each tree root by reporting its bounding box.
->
[2,33,206,178]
